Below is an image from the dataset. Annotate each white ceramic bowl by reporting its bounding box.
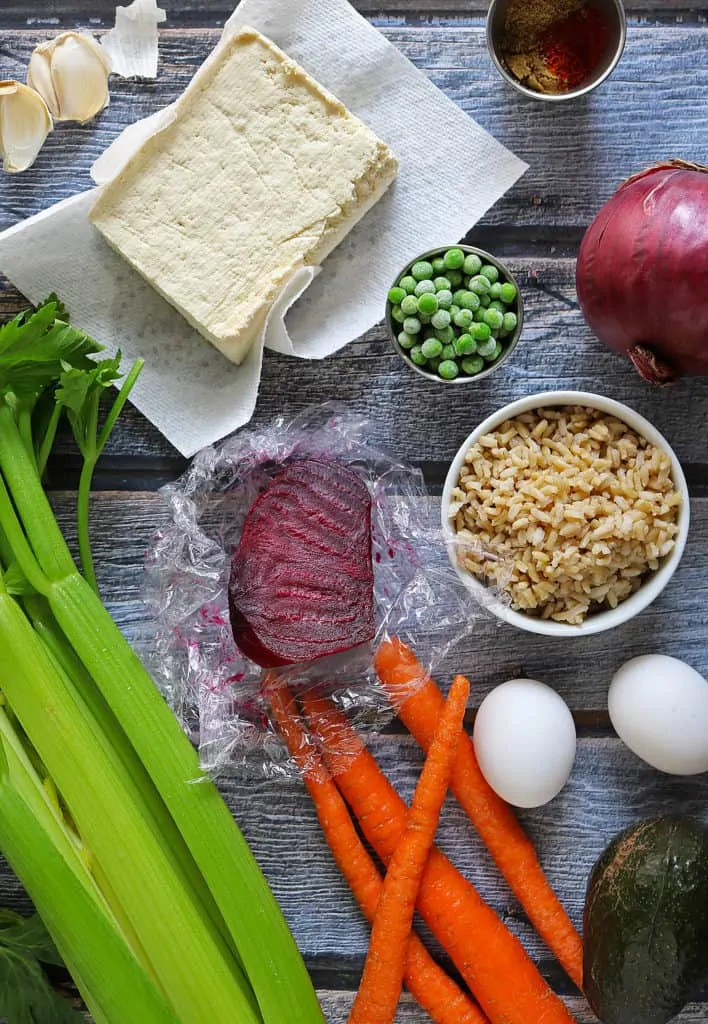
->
[441,391,690,637]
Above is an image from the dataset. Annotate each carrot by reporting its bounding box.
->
[348,674,470,1024]
[266,679,487,1024]
[374,637,584,990]
[301,693,577,1024]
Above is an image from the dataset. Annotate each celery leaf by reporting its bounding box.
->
[0,910,81,1022]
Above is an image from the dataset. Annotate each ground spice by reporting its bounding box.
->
[541,6,612,90]
[501,0,612,95]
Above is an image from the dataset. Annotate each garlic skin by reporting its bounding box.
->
[0,80,53,173]
[27,32,111,124]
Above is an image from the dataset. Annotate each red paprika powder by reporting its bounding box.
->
[541,5,612,90]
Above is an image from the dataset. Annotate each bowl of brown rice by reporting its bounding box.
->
[442,391,690,636]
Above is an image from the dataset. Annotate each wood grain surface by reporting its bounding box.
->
[1,1,708,1021]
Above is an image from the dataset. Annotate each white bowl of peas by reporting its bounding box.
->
[386,245,524,383]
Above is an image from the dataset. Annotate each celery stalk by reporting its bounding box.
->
[0,387,324,1023]
[25,593,240,963]
[49,573,325,1024]
[0,706,178,1024]
[0,580,262,1024]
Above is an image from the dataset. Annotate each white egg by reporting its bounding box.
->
[609,654,708,775]
[472,679,576,808]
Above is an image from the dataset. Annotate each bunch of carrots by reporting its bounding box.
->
[267,637,583,1024]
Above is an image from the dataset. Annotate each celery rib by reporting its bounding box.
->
[0,587,262,1024]
[49,573,325,1024]
[0,707,178,1024]
[25,593,241,966]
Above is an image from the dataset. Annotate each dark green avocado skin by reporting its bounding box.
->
[583,816,708,1024]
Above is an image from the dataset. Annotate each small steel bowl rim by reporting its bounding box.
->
[485,0,628,103]
[385,244,525,385]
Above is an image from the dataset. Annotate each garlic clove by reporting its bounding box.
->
[0,80,53,174]
[27,32,110,124]
[27,48,59,118]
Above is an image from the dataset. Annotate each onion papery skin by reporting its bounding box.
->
[576,160,708,383]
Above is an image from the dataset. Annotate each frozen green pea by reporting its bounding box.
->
[434,325,455,344]
[469,275,491,296]
[459,291,480,311]
[428,357,442,373]
[454,333,477,356]
[483,308,504,330]
[463,253,482,275]
[431,256,446,274]
[390,305,406,324]
[410,345,427,366]
[502,312,518,332]
[449,305,461,319]
[480,295,491,307]
[397,331,416,349]
[480,264,499,283]
[441,344,456,361]
[419,312,433,324]
[500,282,517,304]
[431,309,451,329]
[436,289,453,309]
[414,279,436,296]
[417,292,438,315]
[491,341,504,360]
[454,308,474,330]
[443,248,465,270]
[447,270,463,286]
[478,337,498,358]
[434,276,452,292]
[411,260,434,281]
[489,300,505,312]
[400,294,419,316]
[489,281,503,299]
[471,321,491,342]
[398,275,417,294]
[462,355,485,375]
[403,316,422,335]
[421,337,443,359]
[474,309,486,323]
[388,286,406,305]
[438,359,459,380]
[452,290,467,305]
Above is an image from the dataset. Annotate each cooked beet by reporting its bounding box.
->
[228,458,375,668]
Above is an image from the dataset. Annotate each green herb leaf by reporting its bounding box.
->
[0,911,81,1022]
[0,909,63,966]
[0,299,102,404]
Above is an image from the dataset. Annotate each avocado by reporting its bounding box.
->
[583,816,708,1024]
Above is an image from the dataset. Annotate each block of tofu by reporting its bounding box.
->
[89,26,398,365]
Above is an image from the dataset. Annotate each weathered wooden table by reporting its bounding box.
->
[1,1,708,1020]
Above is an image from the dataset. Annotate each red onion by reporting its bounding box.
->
[576,160,708,383]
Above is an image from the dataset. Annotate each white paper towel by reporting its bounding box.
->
[0,0,527,457]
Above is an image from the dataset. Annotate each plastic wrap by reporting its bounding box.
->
[144,406,488,779]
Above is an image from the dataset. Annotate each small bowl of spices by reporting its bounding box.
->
[385,245,524,384]
[487,0,626,101]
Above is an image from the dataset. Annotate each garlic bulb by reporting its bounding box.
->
[27,32,111,124]
[0,80,53,173]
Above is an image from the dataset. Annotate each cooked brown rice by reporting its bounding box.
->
[449,406,682,624]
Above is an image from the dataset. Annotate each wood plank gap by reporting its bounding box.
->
[382,711,613,734]
[43,458,708,495]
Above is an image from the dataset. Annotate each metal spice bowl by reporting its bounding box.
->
[486,0,627,102]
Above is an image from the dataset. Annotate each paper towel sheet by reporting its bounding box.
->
[0,0,527,457]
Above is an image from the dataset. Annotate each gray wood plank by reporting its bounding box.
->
[318,993,708,1024]
[0,0,703,27]
[1,24,706,466]
[45,490,708,712]
[3,254,708,471]
[3,734,707,1013]
[0,26,705,230]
